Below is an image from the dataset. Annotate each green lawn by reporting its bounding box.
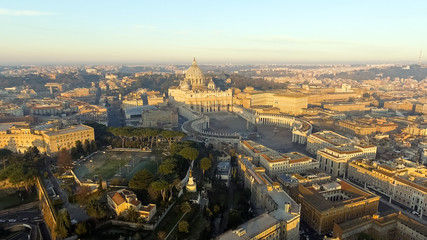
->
[73,151,160,181]
[87,158,127,179]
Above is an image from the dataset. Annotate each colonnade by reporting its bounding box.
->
[189,102,231,113]
[255,115,295,128]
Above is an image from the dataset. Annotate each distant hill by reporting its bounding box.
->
[319,65,427,81]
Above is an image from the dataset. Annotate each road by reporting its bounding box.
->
[379,198,427,225]
[108,106,124,127]
[165,212,188,240]
[218,171,236,234]
[0,208,51,240]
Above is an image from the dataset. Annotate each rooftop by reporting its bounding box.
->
[295,179,378,212]
[42,124,93,136]
[310,130,351,146]
[218,213,279,240]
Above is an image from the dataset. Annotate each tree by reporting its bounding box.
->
[0,149,12,170]
[110,127,124,147]
[178,220,189,233]
[161,130,186,149]
[151,180,169,202]
[126,207,140,222]
[7,163,37,191]
[74,185,91,203]
[83,139,91,154]
[157,231,167,240]
[90,140,97,153]
[158,158,177,176]
[56,209,71,238]
[200,157,212,175]
[24,146,40,161]
[227,209,242,229]
[146,129,160,148]
[180,201,192,214]
[0,149,13,158]
[129,169,154,190]
[98,177,103,192]
[213,205,220,214]
[58,148,73,172]
[161,130,177,148]
[179,147,199,163]
[75,140,84,157]
[75,222,88,236]
[170,140,196,155]
[86,199,107,219]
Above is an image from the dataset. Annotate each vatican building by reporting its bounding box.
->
[168,58,234,112]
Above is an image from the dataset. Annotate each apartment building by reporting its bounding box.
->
[348,160,427,217]
[306,130,352,155]
[317,145,377,177]
[290,179,380,235]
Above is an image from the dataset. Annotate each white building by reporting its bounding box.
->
[306,130,352,155]
[259,151,319,177]
[217,156,301,240]
[240,140,319,177]
[107,189,156,221]
[317,144,377,177]
[168,58,234,113]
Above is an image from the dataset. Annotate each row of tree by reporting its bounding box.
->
[109,127,186,149]
[0,147,44,191]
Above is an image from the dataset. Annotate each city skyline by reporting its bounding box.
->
[1,0,426,65]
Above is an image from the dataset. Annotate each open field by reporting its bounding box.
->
[73,151,159,181]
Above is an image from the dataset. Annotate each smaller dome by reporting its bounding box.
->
[208,79,216,90]
[180,80,190,90]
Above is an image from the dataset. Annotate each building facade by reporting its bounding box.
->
[240,140,319,175]
[333,212,427,240]
[107,189,156,221]
[317,145,377,177]
[0,123,94,155]
[168,58,234,112]
[348,160,427,217]
[306,130,352,155]
[217,155,301,240]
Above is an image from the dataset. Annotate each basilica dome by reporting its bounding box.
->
[185,58,205,88]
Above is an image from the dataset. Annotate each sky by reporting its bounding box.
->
[0,0,426,65]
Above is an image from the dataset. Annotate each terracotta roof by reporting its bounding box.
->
[140,204,156,212]
[130,199,141,207]
[289,157,312,164]
[372,169,395,178]
[111,192,126,206]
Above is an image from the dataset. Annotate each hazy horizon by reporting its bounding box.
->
[1,0,426,65]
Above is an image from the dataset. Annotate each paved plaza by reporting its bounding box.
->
[205,112,311,155]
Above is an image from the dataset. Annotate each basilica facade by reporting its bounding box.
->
[168,58,234,112]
